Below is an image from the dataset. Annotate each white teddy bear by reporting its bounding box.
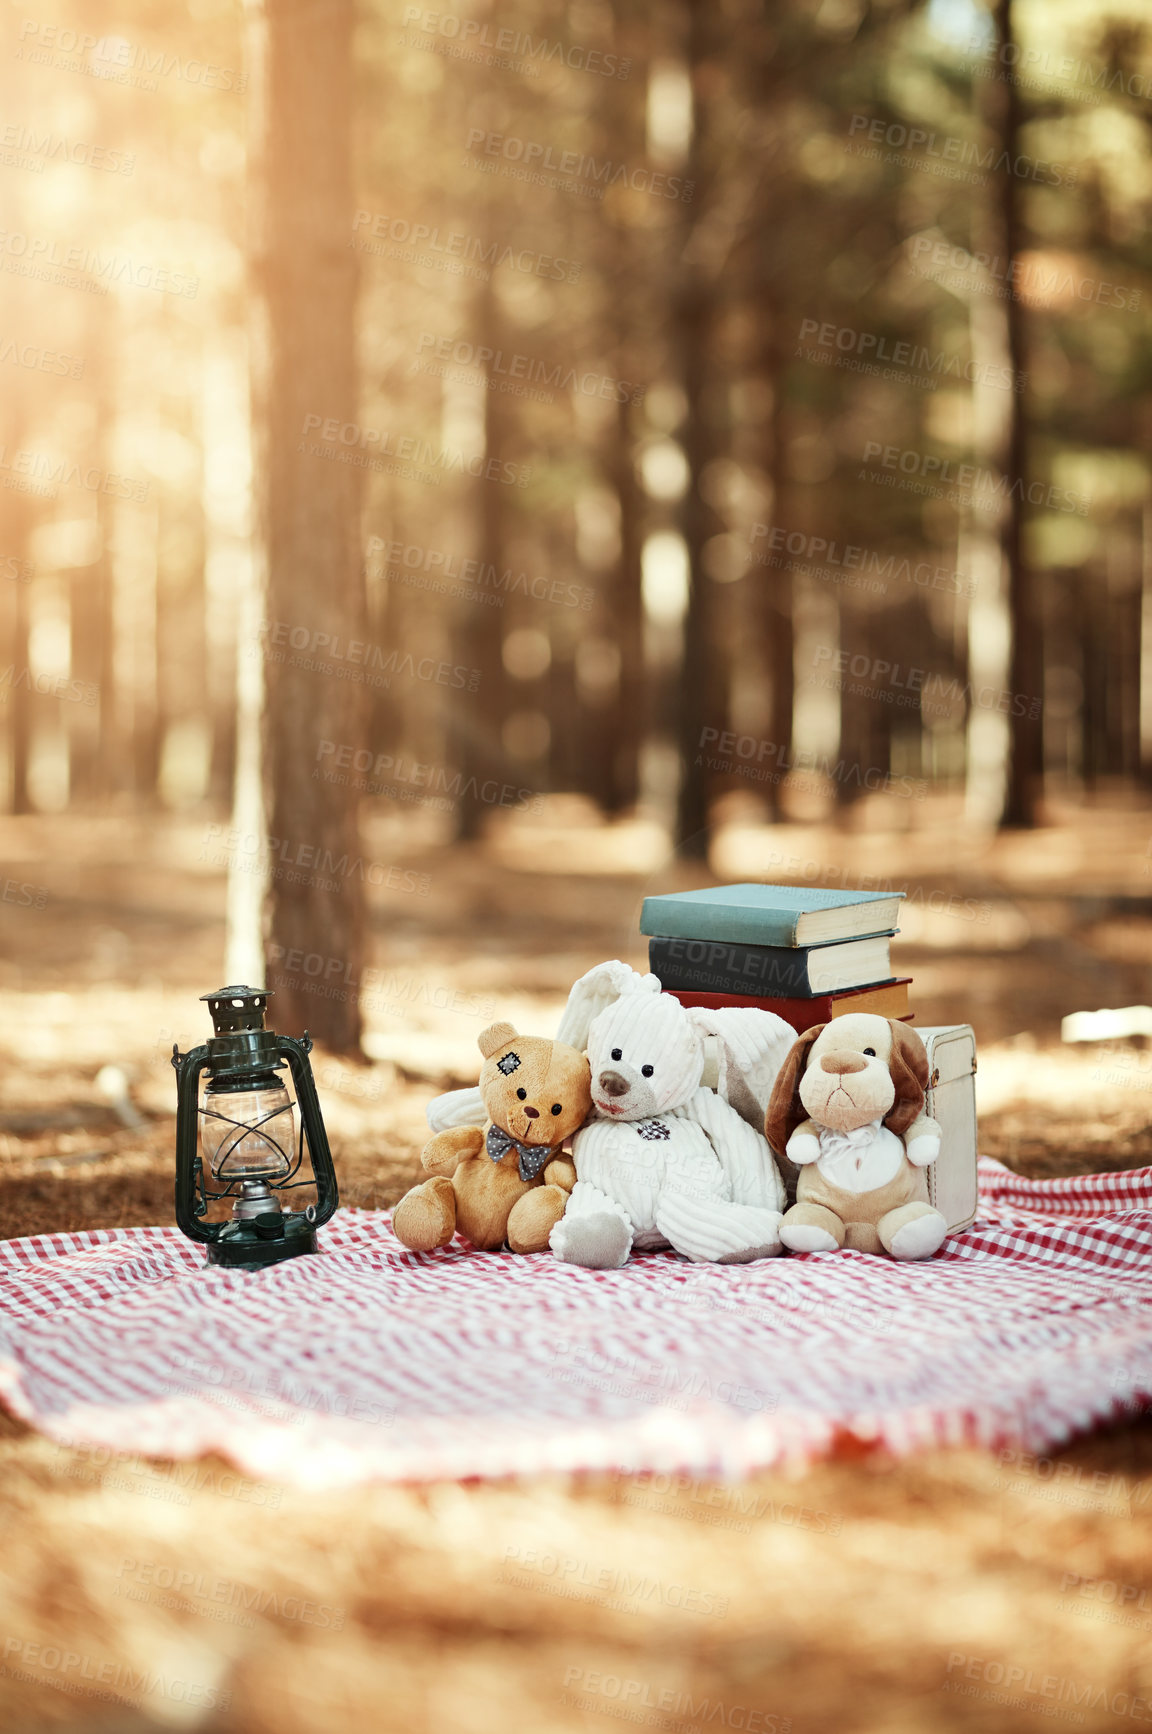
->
[547,962,795,1269]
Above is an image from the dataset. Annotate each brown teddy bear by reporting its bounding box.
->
[391,1022,592,1255]
[764,1013,948,1261]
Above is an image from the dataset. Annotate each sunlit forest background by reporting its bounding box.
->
[1,0,1151,1066]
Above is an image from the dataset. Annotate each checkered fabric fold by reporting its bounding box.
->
[0,1155,1148,1487]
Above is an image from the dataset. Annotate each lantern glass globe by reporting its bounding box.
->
[201,1082,295,1182]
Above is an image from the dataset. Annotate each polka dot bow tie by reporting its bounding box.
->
[486,1123,554,1182]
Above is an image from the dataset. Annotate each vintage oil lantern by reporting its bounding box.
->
[171,986,338,1269]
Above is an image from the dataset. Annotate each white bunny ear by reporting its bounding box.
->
[554,960,659,1052]
[685,1006,797,1130]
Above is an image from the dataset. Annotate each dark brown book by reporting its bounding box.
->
[666,978,912,1035]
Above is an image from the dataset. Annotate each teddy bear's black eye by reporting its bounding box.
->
[517,1087,527,1100]
[863,1048,876,1057]
[550,1103,562,1115]
[641,1065,654,1077]
[611,1048,622,1061]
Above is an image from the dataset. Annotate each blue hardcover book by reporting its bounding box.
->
[639,883,903,948]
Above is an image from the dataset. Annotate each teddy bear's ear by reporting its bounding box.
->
[764,1024,826,1156]
[478,1021,518,1060]
[883,1019,929,1136]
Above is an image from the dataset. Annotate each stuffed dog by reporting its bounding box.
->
[392,1023,591,1255]
[764,1013,947,1261]
[548,964,793,1269]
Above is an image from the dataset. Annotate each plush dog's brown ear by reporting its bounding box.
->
[883,1018,929,1136]
[764,1024,826,1156]
[478,1021,518,1060]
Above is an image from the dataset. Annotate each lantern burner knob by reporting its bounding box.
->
[232,1177,284,1221]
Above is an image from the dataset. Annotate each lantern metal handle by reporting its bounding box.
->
[275,1032,339,1230]
[172,1042,213,1245]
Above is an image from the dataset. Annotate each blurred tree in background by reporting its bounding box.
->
[247,0,365,1050]
[1,0,1150,1047]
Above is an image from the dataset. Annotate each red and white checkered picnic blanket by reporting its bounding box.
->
[0,1158,1148,1487]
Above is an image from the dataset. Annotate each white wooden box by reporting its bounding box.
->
[918,1024,979,1234]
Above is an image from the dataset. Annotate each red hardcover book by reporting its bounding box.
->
[666,978,913,1035]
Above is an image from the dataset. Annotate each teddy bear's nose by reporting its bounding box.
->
[523,1106,539,1119]
[820,1053,868,1075]
[598,1070,630,1098]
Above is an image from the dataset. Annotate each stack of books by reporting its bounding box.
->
[639,883,912,1034]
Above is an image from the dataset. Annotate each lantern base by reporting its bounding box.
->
[204,1219,318,1270]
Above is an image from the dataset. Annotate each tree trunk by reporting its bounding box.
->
[676,281,724,854]
[68,302,116,808]
[761,308,792,823]
[605,394,644,814]
[835,607,880,815]
[1140,498,1152,783]
[674,4,725,856]
[69,552,115,805]
[8,554,32,814]
[155,411,208,811]
[3,462,35,813]
[453,274,508,841]
[1079,569,1106,790]
[962,288,1015,829]
[248,0,365,1052]
[992,0,1042,827]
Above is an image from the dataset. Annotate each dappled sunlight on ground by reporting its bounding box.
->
[2,804,1152,1730]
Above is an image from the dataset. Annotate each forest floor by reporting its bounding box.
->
[1,791,1152,1732]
